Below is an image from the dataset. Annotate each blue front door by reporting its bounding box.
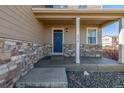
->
[53,30,63,53]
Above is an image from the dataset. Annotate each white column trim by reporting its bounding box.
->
[119,17,124,64]
[76,17,80,64]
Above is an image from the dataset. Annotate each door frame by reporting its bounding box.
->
[52,28,64,55]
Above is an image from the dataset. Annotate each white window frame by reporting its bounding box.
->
[86,27,98,45]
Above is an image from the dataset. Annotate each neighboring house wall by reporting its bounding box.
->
[102,36,119,47]
[0,6,50,88]
[102,36,112,46]
[102,36,113,47]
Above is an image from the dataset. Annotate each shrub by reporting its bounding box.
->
[103,47,118,61]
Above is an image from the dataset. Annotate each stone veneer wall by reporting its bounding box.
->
[0,38,51,88]
[40,44,102,57]
[64,44,102,57]
[0,39,102,87]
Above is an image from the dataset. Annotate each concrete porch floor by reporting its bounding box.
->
[34,56,124,72]
[34,56,118,67]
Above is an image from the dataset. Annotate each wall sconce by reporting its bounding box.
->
[65,28,68,32]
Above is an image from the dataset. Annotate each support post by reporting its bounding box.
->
[119,17,124,64]
[76,17,80,64]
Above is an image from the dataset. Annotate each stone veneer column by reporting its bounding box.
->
[119,17,124,64]
[76,17,80,63]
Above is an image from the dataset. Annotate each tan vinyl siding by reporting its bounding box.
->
[44,25,76,44]
[0,5,44,43]
[44,24,102,45]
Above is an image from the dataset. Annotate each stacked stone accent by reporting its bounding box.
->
[64,44,102,57]
[0,38,51,88]
[42,44,52,57]
[0,38,102,87]
[64,44,76,57]
[80,44,102,57]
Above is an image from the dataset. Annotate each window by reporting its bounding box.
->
[45,5,53,8]
[79,5,87,9]
[87,28,97,44]
[45,5,67,9]
[53,5,64,8]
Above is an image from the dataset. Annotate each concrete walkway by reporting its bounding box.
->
[15,57,124,88]
[15,65,124,88]
[16,68,68,88]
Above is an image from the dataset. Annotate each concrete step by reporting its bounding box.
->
[51,55,64,60]
[16,68,68,88]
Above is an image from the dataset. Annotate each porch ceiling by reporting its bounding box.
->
[33,9,124,27]
[39,18,118,27]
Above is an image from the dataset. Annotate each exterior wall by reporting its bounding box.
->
[0,5,103,87]
[0,5,44,43]
[43,24,102,57]
[0,38,51,87]
[0,6,47,87]
[44,24,102,45]
[44,25,76,44]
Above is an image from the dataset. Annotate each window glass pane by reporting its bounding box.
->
[88,37,96,44]
[88,29,96,37]
[79,5,87,8]
[88,28,97,44]
[45,5,53,8]
[53,5,64,8]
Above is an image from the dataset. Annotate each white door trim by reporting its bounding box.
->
[52,28,64,55]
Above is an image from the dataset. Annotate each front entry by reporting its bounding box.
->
[53,29,63,55]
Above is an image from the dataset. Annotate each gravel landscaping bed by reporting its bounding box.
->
[66,71,124,88]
